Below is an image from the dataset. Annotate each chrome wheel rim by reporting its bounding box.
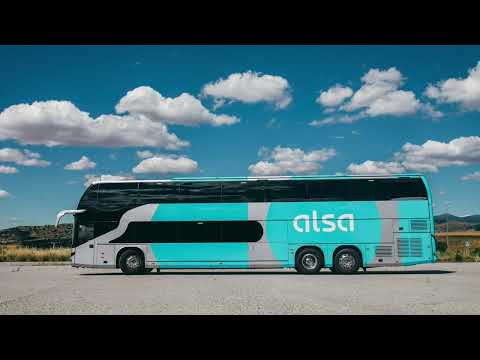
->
[302,254,318,270]
[126,255,141,270]
[339,253,356,271]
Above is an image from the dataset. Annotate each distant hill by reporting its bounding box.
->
[434,214,480,232]
[434,213,480,224]
[0,224,73,248]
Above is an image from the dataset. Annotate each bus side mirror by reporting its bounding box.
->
[55,209,86,227]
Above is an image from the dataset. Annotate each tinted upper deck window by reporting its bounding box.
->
[306,180,349,201]
[346,179,392,201]
[264,180,307,202]
[389,178,427,199]
[138,182,180,204]
[177,182,221,203]
[77,183,99,209]
[95,183,138,220]
[306,178,427,201]
[97,183,138,206]
[221,181,265,202]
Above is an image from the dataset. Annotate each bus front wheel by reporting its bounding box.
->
[119,249,145,275]
[333,248,360,274]
[295,248,323,274]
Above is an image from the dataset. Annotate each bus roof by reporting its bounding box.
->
[90,174,425,185]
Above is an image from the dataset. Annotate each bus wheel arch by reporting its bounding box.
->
[332,245,362,274]
[294,246,325,274]
[116,247,145,275]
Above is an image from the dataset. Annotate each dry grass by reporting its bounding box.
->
[1,242,479,263]
[0,245,70,262]
[436,231,480,238]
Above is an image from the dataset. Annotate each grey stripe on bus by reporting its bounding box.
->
[374,201,399,266]
[247,202,281,268]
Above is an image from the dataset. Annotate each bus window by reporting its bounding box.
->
[138,182,179,204]
[178,221,221,242]
[73,219,94,247]
[98,183,138,209]
[134,222,177,243]
[389,178,427,199]
[95,183,138,221]
[347,179,392,201]
[177,182,221,203]
[264,180,307,202]
[306,180,348,201]
[221,181,265,202]
[77,183,99,210]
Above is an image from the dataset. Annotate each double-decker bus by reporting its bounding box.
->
[55,174,437,275]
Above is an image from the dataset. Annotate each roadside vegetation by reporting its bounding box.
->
[1,236,480,263]
[436,236,480,262]
[0,245,70,262]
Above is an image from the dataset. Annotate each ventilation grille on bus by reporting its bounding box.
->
[375,245,393,257]
[409,219,428,232]
[397,238,423,257]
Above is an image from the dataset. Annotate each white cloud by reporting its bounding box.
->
[362,67,404,84]
[265,118,280,128]
[136,150,154,159]
[64,156,96,171]
[315,67,442,125]
[425,61,480,111]
[248,146,336,176]
[0,101,189,149]
[309,114,364,127]
[83,174,135,187]
[342,67,423,116]
[257,146,271,159]
[395,136,480,172]
[363,90,421,116]
[461,171,480,181]
[347,160,405,175]
[0,166,19,174]
[116,86,239,126]
[132,154,198,174]
[347,136,480,175]
[202,71,292,109]
[0,190,11,198]
[317,85,353,107]
[0,148,50,167]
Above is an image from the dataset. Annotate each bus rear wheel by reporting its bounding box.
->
[295,248,323,274]
[119,249,145,275]
[333,248,360,274]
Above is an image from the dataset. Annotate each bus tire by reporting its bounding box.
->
[295,248,323,274]
[333,248,360,274]
[119,249,145,275]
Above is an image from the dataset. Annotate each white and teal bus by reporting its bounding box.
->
[56,175,437,275]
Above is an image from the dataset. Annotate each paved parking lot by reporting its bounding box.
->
[0,262,479,314]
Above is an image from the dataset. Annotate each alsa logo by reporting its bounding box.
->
[293,212,355,233]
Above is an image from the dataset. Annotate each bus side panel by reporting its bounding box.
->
[396,200,434,265]
[150,243,250,265]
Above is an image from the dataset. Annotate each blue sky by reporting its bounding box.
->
[0,45,479,228]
